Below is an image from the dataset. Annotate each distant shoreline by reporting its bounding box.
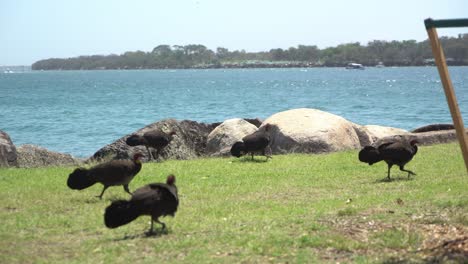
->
[3,64,468,72]
[30,36,468,71]
[25,64,467,71]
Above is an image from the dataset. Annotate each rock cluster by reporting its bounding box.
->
[0,108,462,168]
[16,144,81,168]
[0,131,17,167]
[92,119,217,162]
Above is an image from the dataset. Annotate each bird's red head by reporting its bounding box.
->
[133,153,144,161]
[166,174,176,185]
[263,124,271,131]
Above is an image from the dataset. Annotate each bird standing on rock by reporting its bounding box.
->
[230,124,272,160]
[67,153,143,199]
[126,130,176,161]
[359,138,418,180]
[104,174,179,235]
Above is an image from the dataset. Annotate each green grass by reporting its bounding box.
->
[0,143,467,263]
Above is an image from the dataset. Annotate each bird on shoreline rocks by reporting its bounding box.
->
[230,124,272,160]
[359,138,418,180]
[67,153,143,199]
[126,130,176,161]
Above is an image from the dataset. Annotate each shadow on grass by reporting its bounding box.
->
[68,197,101,204]
[231,157,271,163]
[70,194,130,205]
[373,176,415,183]
[113,229,169,241]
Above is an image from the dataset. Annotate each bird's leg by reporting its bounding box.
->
[155,148,161,162]
[150,219,154,233]
[266,146,273,160]
[399,165,416,179]
[96,185,109,199]
[262,149,270,161]
[146,218,155,235]
[145,146,153,161]
[123,184,132,195]
[155,218,166,230]
[387,164,393,181]
[251,152,254,160]
[147,218,166,235]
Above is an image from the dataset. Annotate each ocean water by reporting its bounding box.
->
[1,67,467,158]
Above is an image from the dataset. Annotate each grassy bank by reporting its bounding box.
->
[0,143,467,263]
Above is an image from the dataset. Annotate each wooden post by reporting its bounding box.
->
[426,26,468,174]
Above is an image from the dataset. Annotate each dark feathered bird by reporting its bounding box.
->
[230,124,272,160]
[104,174,179,234]
[126,130,176,161]
[67,153,143,199]
[359,139,418,180]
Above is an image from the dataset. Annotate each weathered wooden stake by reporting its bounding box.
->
[426,24,468,174]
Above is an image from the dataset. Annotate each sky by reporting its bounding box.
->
[1,0,467,66]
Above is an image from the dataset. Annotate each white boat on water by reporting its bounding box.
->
[345,63,365,70]
[375,62,385,68]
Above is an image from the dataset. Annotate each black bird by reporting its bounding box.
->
[359,138,418,180]
[126,130,176,161]
[230,124,272,160]
[67,153,143,199]
[104,174,179,234]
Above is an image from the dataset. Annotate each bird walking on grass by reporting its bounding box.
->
[104,174,179,235]
[126,130,176,161]
[67,153,143,199]
[230,124,272,160]
[359,138,418,180]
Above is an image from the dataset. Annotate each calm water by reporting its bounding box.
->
[1,67,467,158]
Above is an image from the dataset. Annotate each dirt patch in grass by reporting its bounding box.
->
[416,224,467,263]
[316,209,467,263]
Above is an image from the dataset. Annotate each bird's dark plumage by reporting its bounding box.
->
[358,146,383,165]
[67,168,97,190]
[126,130,176,161]
[359,139,418,180]
[230,141,245,158]
[230,124,272,160]
[67,153,143,199]
[104,174,179,234]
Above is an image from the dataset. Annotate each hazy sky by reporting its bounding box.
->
[1,0,467,65]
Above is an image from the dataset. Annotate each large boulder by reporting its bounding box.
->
[0,130,18,167]
[92,119,217,161]
[355,125,409,145]
[206,118,258,156]
[351,124,373,147]
[263,108,361,154]
[412,129,464,146]
[16,144,81,168]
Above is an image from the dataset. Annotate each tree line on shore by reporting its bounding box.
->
[32,34,468,70]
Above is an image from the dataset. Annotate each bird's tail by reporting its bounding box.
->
[358,146,383,165]
[104,200,140,228]
[125,135,145,146]
[67,168,97,190]
[230,141,245,157]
